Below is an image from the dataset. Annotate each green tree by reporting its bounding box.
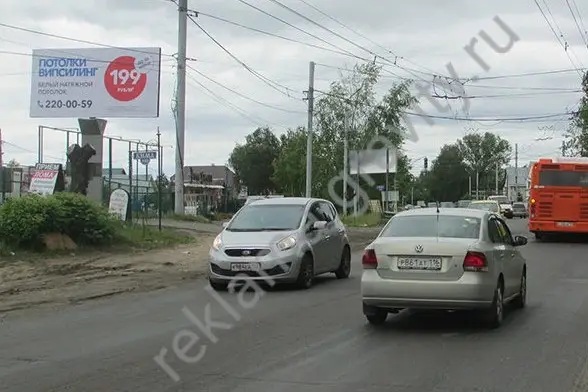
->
[228,127,281,195]
[456,130,511,193]
[272,127,307,196]
[309,62,416,204]
[426,144,470,202]
[564,71,588,156]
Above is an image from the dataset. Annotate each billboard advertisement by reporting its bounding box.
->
[29,47,161,118]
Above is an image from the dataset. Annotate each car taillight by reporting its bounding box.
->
[463,251,488,272]
[362,249,378,269]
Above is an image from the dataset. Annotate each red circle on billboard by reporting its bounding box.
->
[104,56,147,102]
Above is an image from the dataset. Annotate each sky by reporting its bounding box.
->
[1,0,587,179]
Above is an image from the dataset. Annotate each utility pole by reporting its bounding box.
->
[0,128,4,203]
[174,0,188,214]
[468,175,472,198]
[342,109,348,214]
[475,170,479,200]
[514,143,518,201]
[495,161,499,194]
[561,141,566,157]
[305,61,315,198]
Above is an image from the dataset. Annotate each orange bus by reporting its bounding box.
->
[528,157,588,240]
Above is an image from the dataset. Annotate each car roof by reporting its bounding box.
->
[470,200,498,204]
[247,197,320,206]
[395,207,489,219]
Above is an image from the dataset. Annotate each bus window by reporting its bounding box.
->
[538,170,588,187]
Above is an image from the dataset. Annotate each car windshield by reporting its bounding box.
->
[469,202,499,212]
[226,204,305,231]
[381,215,481,239]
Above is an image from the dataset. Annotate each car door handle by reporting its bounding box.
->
[324,235,331,240]
[511,252,516,258]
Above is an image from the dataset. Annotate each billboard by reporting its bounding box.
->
[30,47,161,118]
[349,148,397,175]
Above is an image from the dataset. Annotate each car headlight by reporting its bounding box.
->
[276,235,296,251]
[212,234,222,250]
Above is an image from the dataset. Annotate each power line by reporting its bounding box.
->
[566,0,588,48]
[185,71,283,128]
[533,0,584,76]
[403,111,572,122]
[431,90,582,99]
[0,22,175,58]
[187,14,301,100]
[292,0,442,77]
[190,9,355,58]
[186,64,305,114]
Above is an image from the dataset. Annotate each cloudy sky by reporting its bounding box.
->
[1,0,587,178]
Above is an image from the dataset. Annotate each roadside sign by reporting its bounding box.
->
[29,47,162,118]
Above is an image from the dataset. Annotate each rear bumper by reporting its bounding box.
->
[529,220,588,233]
[361,270,495,310]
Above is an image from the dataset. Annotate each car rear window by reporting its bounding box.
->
[469,202,499,212]
[380,215,482,239]
[512,203,526,209]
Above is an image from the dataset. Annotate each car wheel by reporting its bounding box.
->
[512,271,526,309]
[295,254,314,289]
[482,280,504,329]
[535,232,543,241]
[209,279,228,291]
[334,246,351,279]
[365,309,388,325]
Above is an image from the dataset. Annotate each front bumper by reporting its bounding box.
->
[361,270,495,310]
[208,247,302,284]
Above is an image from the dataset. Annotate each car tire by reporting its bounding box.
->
[209,280,228,291]
[512,271,526,309]
[334,246,351,279]
[365,309,388,325]
[482,280,504,329]
[295,254,314,289]
[535,232,543,241]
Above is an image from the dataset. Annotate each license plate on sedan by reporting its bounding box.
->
[397,257,442,270]
[230,263,261,272]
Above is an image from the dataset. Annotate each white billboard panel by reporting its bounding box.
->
[349,148,397,175]
[30,47,161,118]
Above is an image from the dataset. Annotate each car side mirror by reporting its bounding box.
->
[513,235,527,246]
[311,220,327,231]
[222,221,229,228]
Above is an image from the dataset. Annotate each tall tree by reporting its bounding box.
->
[308,62,417,202]
[564,71,588,156]
[272,127,307,196]
[228,127,280,195]
[456,130,512,191]
[426,144,470,201]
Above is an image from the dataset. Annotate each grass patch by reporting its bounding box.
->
[168,213,211,223]
[115,224,195,250]
[341,213,383,227]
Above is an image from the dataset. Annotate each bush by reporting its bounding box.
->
[211,212,233,221]
[0,193,118,249]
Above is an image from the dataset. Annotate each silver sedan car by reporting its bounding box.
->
[209,197,351,290]
[361,208,528,328]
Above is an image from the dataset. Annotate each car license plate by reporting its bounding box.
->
[397,257,442,270]
[556,222,574,227]
[230,263,261,272]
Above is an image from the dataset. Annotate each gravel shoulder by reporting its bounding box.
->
[0,226,381,313]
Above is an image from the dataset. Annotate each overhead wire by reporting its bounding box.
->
[533,0,585,76]
[566,0,588,48]
[186,63,305,114]
[186,14,302,100]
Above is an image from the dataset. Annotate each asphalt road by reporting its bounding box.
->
[2,218,588,392]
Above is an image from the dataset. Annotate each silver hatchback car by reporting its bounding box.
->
[209,197,351,290]
[361,208,528,328]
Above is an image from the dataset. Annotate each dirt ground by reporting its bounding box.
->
[0,227,380,313]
